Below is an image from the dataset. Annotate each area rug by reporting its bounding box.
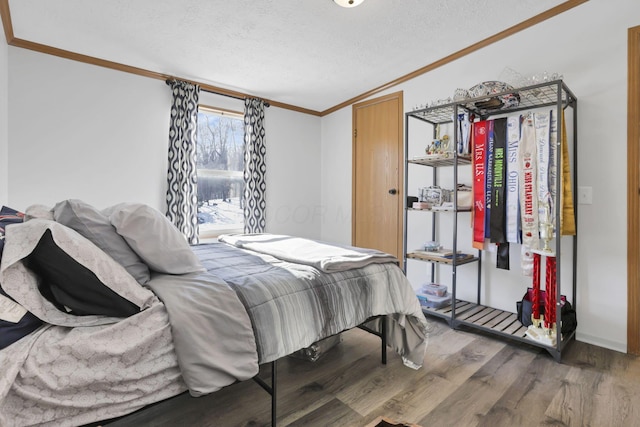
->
[365,416,423,427]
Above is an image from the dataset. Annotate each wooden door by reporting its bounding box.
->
[352,92,404,262]
[628,25,640,355]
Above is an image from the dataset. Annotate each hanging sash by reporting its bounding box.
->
[560,110,576,235]
[535,111,552,228]
[490,118,507,244]
[519,113,538,250]
[457,112,471,155]
[484,120,494,239]
[506,115,520,243]
[491,118,509,269]
[549,110,558,230]
[472,121,488,249]
[497,241,510,270]
[521,245,534,277]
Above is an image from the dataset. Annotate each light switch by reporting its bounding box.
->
[578,186,593,205]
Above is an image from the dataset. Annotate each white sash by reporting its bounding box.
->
[549,110,558,229]
[519,113,538,250]
[535,111,551,227]
[506,115,520,243]
[521,244,534,277]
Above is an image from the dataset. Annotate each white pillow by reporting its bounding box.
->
[105,203,205,275]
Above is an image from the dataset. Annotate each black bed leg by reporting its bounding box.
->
[271,360,277,427]
[381,315,387,365]
[252,362,278,426]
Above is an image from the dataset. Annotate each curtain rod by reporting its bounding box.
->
[202,87,271,108]
[166,79,270,108]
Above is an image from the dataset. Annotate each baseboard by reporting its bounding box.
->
[576,332,627,354]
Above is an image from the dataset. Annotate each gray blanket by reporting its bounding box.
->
[193,241,428,369]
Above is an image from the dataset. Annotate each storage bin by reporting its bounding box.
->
[420,283,447,297]
[416,292,452,309]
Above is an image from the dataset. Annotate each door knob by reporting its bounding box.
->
[388,188,397,195]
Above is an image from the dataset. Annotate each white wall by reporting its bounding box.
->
[265,107,322,239]
[320,0,640,352]
[7,48,322,238]
[0,34,8,204]
[9,48,171,211]
[320,107,352,245]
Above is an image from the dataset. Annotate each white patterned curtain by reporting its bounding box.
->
[166,79,200,244]
[243,98,267,234]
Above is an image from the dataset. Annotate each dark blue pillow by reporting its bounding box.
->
[0,206,43,349]
[0,287,43,350]
[0,205,25,258]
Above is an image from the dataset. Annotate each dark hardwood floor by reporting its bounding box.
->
[106,319,640,427]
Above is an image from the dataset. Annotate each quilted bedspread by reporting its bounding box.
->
[0,220,188,427]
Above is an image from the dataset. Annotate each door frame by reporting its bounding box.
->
[351,91,404,259]
[628,25,640,355]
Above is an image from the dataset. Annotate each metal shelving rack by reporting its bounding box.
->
[403,80,578,361]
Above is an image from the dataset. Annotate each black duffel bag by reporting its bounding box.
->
[516,288,577,335]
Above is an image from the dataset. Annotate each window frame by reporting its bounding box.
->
[196,104,245,239]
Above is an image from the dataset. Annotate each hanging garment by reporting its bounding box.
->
[560,110,576,235]
[521,245,534,277]
[549,110,558,229]
[535,111,552,228]
[490,118,507,244]
[497,242,510,270]
[490,118,509,269]
[472,121,488,249]
[506,115,521,243]
[457,112,471,154]
[484,120,494,239]
[518,113,539,250]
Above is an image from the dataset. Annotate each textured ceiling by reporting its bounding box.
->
[8,0,567,112]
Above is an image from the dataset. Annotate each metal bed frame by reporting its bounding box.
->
[252,315,388,427]
[89,316,388,427]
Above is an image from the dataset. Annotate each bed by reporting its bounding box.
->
[0,201,428,427]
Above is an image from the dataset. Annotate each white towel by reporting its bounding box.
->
[219,233,397,273]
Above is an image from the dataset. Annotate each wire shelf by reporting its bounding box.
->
[408,80,575,124]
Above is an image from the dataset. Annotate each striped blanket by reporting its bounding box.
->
[193,241,428,369]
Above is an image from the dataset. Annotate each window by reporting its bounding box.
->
[196,106,244,237]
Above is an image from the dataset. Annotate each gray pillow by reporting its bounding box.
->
[24,204,54,221]
[105,203,204,275]
[53,199,151,284]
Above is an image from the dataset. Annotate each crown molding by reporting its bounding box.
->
[320,0,589,116]
[1,0,588,117]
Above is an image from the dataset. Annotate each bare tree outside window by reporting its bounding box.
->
[196,107,244,236]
